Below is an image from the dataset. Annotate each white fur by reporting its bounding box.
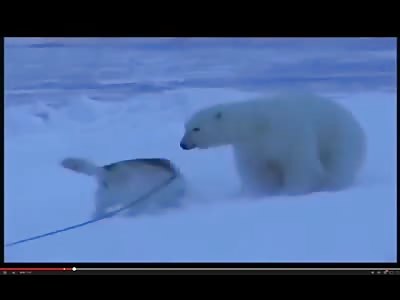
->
[61,157,186,218]
[180,92,366,196]
[61,157,106,178]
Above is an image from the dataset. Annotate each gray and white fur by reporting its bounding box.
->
[61,157,186,218]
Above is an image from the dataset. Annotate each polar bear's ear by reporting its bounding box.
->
[215,112,222,120]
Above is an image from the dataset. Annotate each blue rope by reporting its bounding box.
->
[5,175,177,248]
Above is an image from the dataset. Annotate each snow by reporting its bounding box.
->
[4,38,397,262]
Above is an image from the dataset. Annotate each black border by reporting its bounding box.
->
[2,1,400,38]
[2,12,399,270]
[2,37,5,265]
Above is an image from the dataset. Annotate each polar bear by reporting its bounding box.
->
[180,92,366,196]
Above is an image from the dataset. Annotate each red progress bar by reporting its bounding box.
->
[0,268,72,271]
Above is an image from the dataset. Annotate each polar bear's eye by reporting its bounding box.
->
[192,127,200,132]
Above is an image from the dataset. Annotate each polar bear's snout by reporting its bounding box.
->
[180,142,193,150]
[180,136,196,150]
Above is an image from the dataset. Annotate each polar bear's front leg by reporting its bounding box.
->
[239,166,283,196]
[234,152,283,196]
[283,168,320,195]
[282,153,326,196]
[262,161,284,194]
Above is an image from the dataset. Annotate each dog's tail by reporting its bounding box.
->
[61,157,104,177]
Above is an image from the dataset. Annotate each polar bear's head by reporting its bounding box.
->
[180,102,259,150]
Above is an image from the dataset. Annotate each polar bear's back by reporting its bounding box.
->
[278,93,366,187]
[254,93,365,143]
[250,93,367,189]
[227,92,366,157]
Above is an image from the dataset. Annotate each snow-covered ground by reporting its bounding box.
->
[4,38,397,262]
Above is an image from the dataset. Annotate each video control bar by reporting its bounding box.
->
[1,268,400,275]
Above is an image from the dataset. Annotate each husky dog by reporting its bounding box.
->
[61,157,186,219]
